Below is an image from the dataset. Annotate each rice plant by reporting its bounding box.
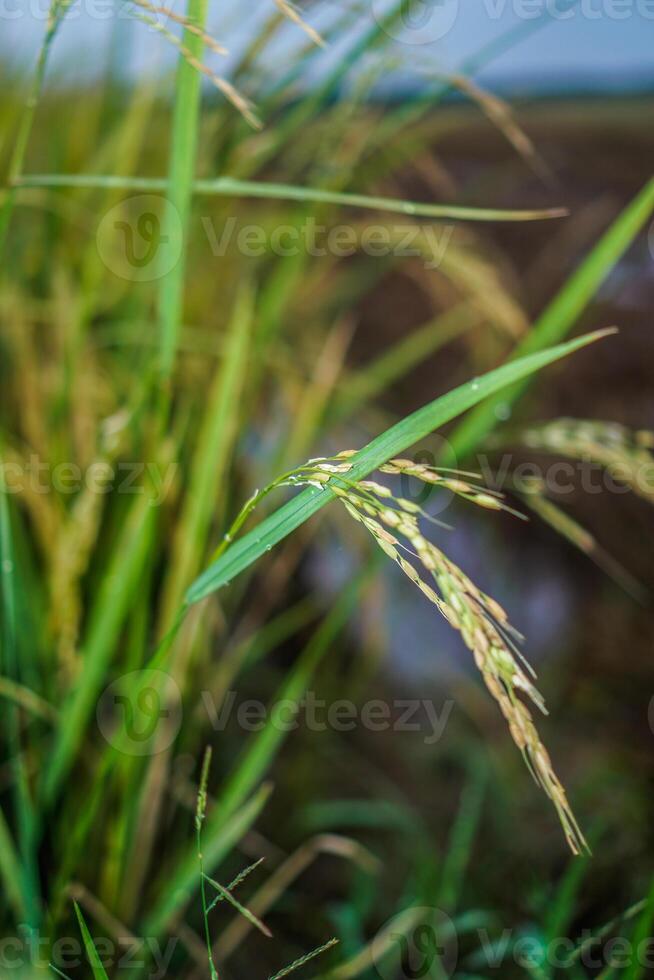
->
[0,2,653,977]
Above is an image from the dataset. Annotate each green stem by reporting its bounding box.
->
[156,0,209,412]
[0,0,70,255]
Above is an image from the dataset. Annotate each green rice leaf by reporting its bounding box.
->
[14,172,567,223]
[447,176,654,461]
[74,902,110,980]
[156,0,208,385]
[185,329,613,605]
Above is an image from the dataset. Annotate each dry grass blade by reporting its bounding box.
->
[446,73,552,182]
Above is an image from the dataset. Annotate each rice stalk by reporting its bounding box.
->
[196,747,220,980]
[0,0,74,253]
[49,411,131,675]
[274,0,326,48]
[121,5,259,128]
[186,331,612,605]
[128,0,229,56]
[281,452,588,854]
[509,418,654,503]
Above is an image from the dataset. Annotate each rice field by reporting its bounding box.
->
[1,3,653,978]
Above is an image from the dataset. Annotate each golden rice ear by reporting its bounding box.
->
[125,1,261,127]
[274,0,326,47]
[291,454,588,855]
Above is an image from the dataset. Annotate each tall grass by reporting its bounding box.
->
[0,3,653,977]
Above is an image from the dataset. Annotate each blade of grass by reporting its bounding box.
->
[141,782,272,939]
[333,304,480,424]
[206,858,265,913]
[203,872,272,938]
[196,747,219,980]
[0,807,25,921]
[156,0,208,395]
[543,855,592,973]
[446,176,654,461]
[437,757,488,913]
[0,471,41,929]
[0,0,72,254]
[140,571,372,953]
[14,173,567,223]
[185,329,614,605]
[622,876,654,980]
[159,280,253,629]
[213,565,372,825]
[317,907,426,980]
[74,901,110,980]
[43,494,158,809]
[563,896,650,970]
[215,836,378,961]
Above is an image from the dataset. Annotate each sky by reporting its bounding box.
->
[1,0,653,95]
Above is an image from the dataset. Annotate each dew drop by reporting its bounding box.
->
[494,402,511,421]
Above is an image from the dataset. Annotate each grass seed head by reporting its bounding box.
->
[290,451,588,854]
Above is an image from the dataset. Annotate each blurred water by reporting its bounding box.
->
[1,0,653,95]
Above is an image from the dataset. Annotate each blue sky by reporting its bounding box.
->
[2,0,653,94]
